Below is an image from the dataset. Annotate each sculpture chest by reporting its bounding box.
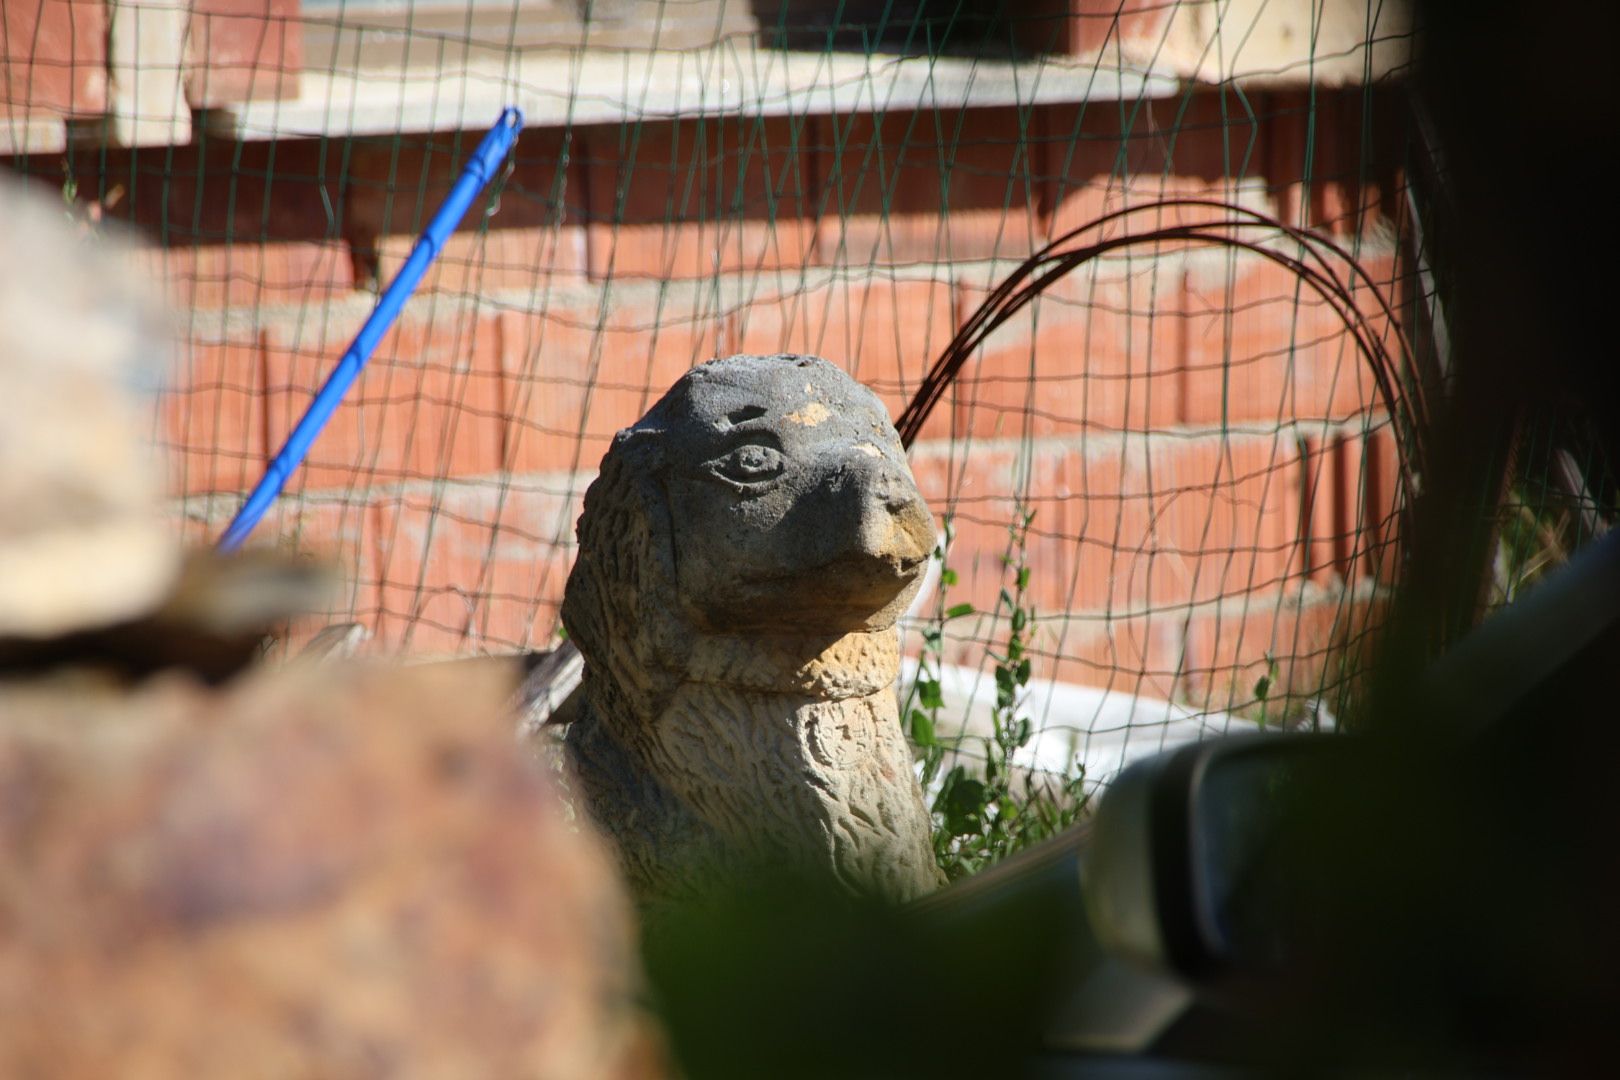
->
[650,680,937,898]
[568,627,942,904]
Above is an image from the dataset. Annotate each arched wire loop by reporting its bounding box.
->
[894,200,1428,540]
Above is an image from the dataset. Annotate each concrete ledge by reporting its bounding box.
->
[204,47,1181,141]
[0,114,68,156]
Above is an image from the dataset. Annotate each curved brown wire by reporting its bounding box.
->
[894,200,1428,526]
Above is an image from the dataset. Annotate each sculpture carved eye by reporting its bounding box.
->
[708,443,785,487]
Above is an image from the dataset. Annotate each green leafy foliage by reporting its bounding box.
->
[904,510,1090,882]
[1253,653,1278,731]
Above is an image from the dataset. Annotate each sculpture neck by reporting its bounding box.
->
[681,627,899,699]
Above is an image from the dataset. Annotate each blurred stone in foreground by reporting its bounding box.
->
[0,660,658,1079]
[0,175,340,684]
[0,173,177,640]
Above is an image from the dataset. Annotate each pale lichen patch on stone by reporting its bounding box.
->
[784,401,831,426]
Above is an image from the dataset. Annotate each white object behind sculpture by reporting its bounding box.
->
[903,658,1278,799]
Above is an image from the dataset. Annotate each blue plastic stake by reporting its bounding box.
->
[216,107,524,553]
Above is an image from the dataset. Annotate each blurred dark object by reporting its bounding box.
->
[1098,2,1620,1068]
[641,841,1089,1080]
[1387,0,1620,662]
[1070,0,1620,1068]
[1284,5,1620,1063]
[754,1,1070,58]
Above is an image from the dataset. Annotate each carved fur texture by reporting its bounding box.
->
[562,355,945,908]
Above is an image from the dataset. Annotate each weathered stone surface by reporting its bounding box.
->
[0,175,178,640]
[0,176,329,684]
[561,353,945,907]
[0,662,659,1079]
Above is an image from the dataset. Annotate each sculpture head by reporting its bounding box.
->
[561,355,946,904]
[563,354,936,706]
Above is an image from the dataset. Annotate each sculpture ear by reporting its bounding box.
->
[562,429,685,720]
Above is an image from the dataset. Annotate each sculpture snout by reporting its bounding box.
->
[788,452,931,630]
[858,462,935,575]
[814,446,935,588]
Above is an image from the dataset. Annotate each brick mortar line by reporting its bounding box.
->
[167,407,1395,521]
[167,470,598,527]
[906,575,1393,635]
[173,258,1089,339]
[904,414,1396,461]
[171,236,1406,343]
[168,408,1400,527]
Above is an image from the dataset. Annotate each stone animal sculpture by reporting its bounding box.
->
[562,353,947,907]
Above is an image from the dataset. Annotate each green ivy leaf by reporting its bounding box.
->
[942,778,988,836]
[909,709,936,747]
[945,602,975,620]
[940,568,959,586]
[918,679,944,710]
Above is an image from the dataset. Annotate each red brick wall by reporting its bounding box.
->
[1,1,107,119]
[1,2,301,126]
[4,85,1412,716]
[185,0,302,106]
